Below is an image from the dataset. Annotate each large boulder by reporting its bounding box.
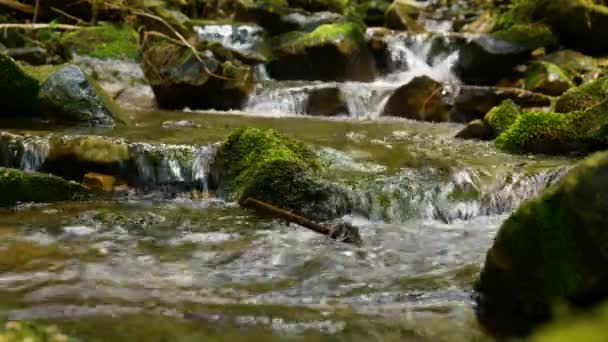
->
[453,24,557,84]
[269,22,377,82]
[37,65,129,127]
[0,167,90,207]
[476,150,608,337]
[141,38,254,110]
[0,53,40,116]
[381,76,450,121]
[211,128,350,221]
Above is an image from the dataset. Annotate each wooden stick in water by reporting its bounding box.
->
[242,197,362,246]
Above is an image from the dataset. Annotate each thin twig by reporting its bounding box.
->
[51,6,88,25]
[0,0,34,14]
[0,23,85,30]
[33,0,40,22]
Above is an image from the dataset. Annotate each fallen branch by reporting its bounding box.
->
[242,197,363,246]
[0,23,84,30]
[0,0,34,14]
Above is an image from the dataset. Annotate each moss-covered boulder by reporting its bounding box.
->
[555,76,608,113]
[0,53,40,116]
[476,150,608,337]
[384,0,425,31]
[60,25,140,61]
[0,167,90,207]
[269,22,377,82]
[211,128,350,221]
[497,0,608,54]
[37,65,129,127]
[381,76,450,121]
[141,38,253,110]
[494,109,604,155]
[525,62,574,96]
[453,24,556,84]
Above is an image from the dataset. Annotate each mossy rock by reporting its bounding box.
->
[141,38,253,110]
[555,76,608,113]
[0,321,73,342]
[491,24,557,51]
[269,22,377,81]
[60,25,140,61]
[525,62,575,96]
[531,303,608,342]
[476,150,608,336]
[37,64,130,127]
[484,99,521,137]
[496,0,608,54]
[48,136,130,165]
[234,0,293,34]
[212,128,350,221]
[0,167,90,207]
[494,109,604,155]
[541,50,600,84]
[0,53,40,116]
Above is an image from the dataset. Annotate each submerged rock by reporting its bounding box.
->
[306,86,347,116]
[37,65,129,127]
[269,22,377,82]
[453,24,556,84]
[0,53,40,116]
[476,150,608,337]
[141,38,253,110]
[0,167,89,207]
[455,119,493,140]
[381,76,450,122]
[211,128,350,221]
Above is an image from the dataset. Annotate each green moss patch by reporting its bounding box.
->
[0,53,40,116]
[484,99,521,137]
[555,76,608,113]
[492,24,557,50]
[60,24,140,61]
[277,22,366,55]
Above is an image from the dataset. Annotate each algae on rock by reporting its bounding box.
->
[0,53,40,116]
[60,25,141,61]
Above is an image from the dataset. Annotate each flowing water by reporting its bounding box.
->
[0,15,576,340]
[0,110,575,341]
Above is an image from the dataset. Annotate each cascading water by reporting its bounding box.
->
[244,30,462,118]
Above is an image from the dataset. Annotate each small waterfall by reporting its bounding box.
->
[193,24,266,55]
[0,132,50,171]
[244,31,461,118]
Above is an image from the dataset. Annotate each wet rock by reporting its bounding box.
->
[453,24,556,84]
[306,86,347,116]
[234,0,293,34]
[0,167,90,207]
[385,0,424,31]
[462,11,496,34]
[483,99,521,138]
[381,76,450,122]
[37,65,129,127]
[83,172,117,192]
[192,21,272,63]
[287,0,346,13]
[555,76,608,113]
[282,11,344,32]
[455,119,493,140]
[60,25,140,61]
[211,128,350,221]
[476,150,608,336]
[141,38,253,110]
[525,62,574,96]
[269,22,377,82]
[0,53,40,116]
[448,85,551,122]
